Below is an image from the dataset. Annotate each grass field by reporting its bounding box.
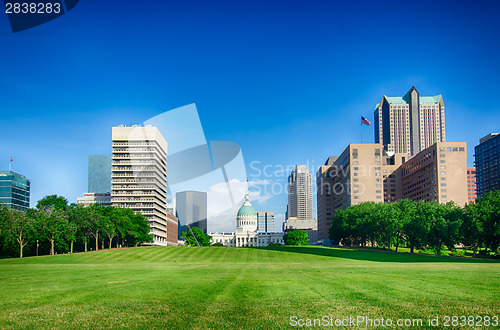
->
[0,246,499,329]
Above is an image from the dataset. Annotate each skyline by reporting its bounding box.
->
[1,0,500,230]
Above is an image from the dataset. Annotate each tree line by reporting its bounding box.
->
[0,195,153,258]
[329,190,500,257]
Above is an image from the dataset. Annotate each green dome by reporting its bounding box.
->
[237,205,257,216]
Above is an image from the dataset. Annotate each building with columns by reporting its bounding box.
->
[210,192,283,247]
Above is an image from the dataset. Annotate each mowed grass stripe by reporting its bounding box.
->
[0,246,498,329]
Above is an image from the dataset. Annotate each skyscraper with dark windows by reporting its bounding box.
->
[374,86,446,156]
[0,171,30,211]
[474,133,500,198]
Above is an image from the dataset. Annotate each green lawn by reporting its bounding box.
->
[0,246,498,329]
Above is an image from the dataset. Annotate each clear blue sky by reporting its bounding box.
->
[1,0,499,228]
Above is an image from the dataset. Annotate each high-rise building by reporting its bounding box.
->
[374,86,446,156]
[0,171,30,211]
[474,133,500,198]
[400,142,467,205]
[111,125,177,246]
[257,211,275,233]
[320,144,406,218]
[88,155,112,193]
[287,165,313,221]
[176,191,207,238]
[316,156,337,243]
[467,168,477,203]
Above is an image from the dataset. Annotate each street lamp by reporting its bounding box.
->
[36,239,39,257]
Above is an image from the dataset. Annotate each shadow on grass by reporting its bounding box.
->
[251,246,500,263]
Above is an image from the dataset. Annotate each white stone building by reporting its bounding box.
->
[210,192,284,247]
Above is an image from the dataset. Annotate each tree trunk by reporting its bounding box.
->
[109,236,114,249]
[95,233,99,252]
[19,240,23,258]
[473,243,477,258]
[410,245,414,254]
[395,237,399,252]
[51,239,55,256]
[101,240,104,250]
[84,241,87,252]
[70,241,74,254]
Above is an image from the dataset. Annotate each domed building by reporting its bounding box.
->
[210,192,284,247]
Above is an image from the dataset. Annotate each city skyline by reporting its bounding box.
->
[1,1,499,230]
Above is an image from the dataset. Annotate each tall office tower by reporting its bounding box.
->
[474,133,500,197]
[326,144,406,214]
[287,165,313,221]
[467,168,477,203]
[401,142,467,206]
[176,191,207,239]
[0,171,30,211]
[88,155,112,193]
[374,86,446,156]
[257,211,275,233]
[111,125,175,246]
[316,156,337,243]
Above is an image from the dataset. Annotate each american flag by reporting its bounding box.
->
[10,157,13,162]
[361,116,371,126]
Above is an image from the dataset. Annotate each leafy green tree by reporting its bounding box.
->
[7,208,36,258]
[284,229,309,246]
[403,201,430,254]
[181,226,211,246]
[36,195,68,211]
[88,204,106,252]
[462,201,483,257]
[475,190,500,253]
[36,207,68,256]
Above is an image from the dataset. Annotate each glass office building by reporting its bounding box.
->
[475,133,500,198]
[0,171,30,211]
[88,155,112,193]
[176,191,207,238]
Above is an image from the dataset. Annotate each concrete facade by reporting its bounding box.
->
[467,168,477,203]
[111,125,177,246]
[400,142,467,206]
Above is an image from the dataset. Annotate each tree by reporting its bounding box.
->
[181,227,211,246]
[475,190,500,253]
[462,201,483,257]
[8,209,35,258]
[36,207,68,256]
[284,229,309,246]
[88,204,106,252]
[403,200,430,254]
[36,195,68,211]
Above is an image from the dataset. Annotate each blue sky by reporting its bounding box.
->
[1,0,499,229]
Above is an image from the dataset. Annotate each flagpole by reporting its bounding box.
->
[361,122,363,144]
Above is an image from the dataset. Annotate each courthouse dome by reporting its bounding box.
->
[237,192,257,216]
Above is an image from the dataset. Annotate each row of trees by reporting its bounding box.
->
[0,195,153,258]
[329,191,500,256]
